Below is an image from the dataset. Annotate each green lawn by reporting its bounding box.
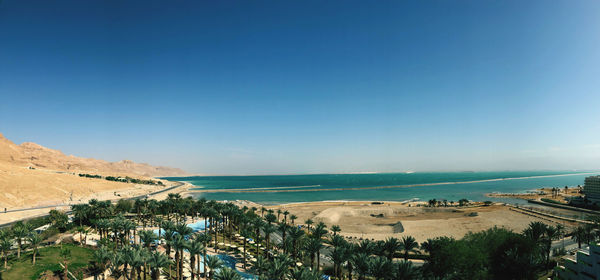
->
[0,244,94,280]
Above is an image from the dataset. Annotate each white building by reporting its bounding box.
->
[555,243,600,279]
[584,176,600,203]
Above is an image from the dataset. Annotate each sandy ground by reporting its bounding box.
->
[268,201,558,242]
[0,161,190,224]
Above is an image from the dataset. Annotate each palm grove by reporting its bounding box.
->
[0,193,588,279]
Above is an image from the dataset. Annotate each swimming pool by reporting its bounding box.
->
[153,219,210,238]
[194,254,256,279]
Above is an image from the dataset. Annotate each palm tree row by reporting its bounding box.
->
[70,193,428,279]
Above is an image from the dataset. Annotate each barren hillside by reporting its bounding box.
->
[0,133,189,208]
[0,133,188,177]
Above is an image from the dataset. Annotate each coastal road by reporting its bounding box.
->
[552,237,580,255]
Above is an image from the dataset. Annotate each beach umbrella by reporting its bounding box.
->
[296,262,303,267]
[218,242,225,246]
[234,233,241,237]
[248,240,255,244]
[231,245,237,249]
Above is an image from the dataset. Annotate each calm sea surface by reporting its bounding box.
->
[164,171,598,205]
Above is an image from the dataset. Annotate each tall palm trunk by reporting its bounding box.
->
[175,251,180,280]
[197,253,201,280]
[179,248,184,280]
[204,217,208,235]
[203,250,208,280]
[243,239,247,269]
[316,250,321,271]
[190,254,196,280]
[347,263,353,280]
[17,239,21,258]
[130,265,136,280]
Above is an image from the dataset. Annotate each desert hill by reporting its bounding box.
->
[0,133,189,210]
[0,133,188,177]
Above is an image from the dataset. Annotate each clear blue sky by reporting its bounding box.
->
[1,1,599,175]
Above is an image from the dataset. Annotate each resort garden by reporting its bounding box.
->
[0,193,588,280]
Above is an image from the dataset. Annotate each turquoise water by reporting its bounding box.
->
[165,171,598,205]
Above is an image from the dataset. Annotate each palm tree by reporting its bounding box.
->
[288,226,305,260]
[368,256,393,280]
[305,238,323,271]
[523,221,547,245]
[127,247,145,280]
[196,233,211,276]
[357,240,374,255]
[240,226,252,269]
[93,246,112,280]
[311,222,328,239]
[290,215,298,225]
[139,230,158,249]
[396,260,419,280]
[72,203,90,227]
[573,226,588,249]
[544,225,560,264]
[188,238,205,280]
[278,222,289,252]
[163,229,176,258]
[383,237,402,260]
[331,225,341,236]
[60,247,71,280]
[148,251,171,280]
[305,219,314,231]
[351,253,370,280]
[0,232,12,269]
[206,255,224,280]
[276,209,282,222]
[76,226,89,246]
[12,222,30,258]
[28,232,43,265]
[289,267,320,280]
[214,267,242,280]
[283,210,290,223]
[556,224,565,249]
[263,223,276,258]
[329,242,349,279]
[268,254,294,279]
[252,255,270,278]
[401,236,419,261]
[110,250,126,280]
[170,234,187,280]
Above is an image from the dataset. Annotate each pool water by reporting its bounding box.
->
[152,219,210,238]
[217,254,257,280]
[195,254,256,279]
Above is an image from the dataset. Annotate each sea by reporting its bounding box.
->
[164,171,598,205]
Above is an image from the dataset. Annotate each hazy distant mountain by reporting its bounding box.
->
[0,133,188,177]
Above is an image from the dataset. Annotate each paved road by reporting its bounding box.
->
[552,237,580,255]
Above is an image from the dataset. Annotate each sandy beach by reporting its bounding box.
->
[267,201,565,242]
